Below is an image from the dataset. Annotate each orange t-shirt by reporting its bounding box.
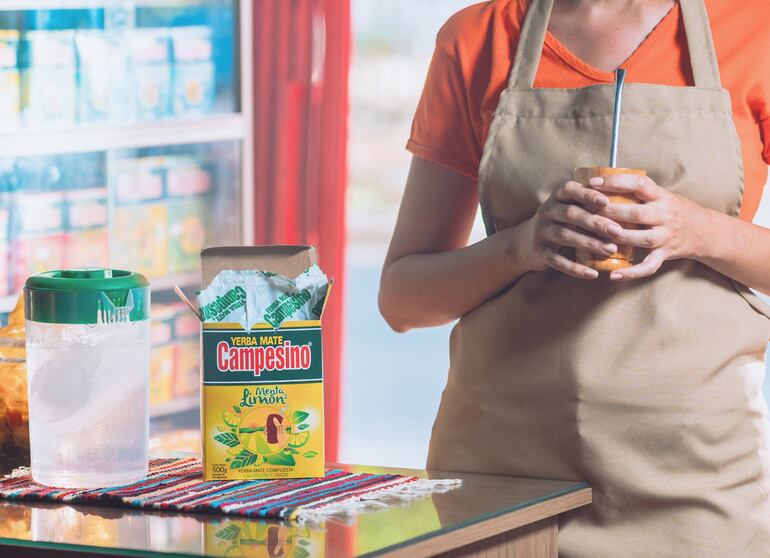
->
[407,0,770,221]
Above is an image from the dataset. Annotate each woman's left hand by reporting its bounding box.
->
[588,173,707,281]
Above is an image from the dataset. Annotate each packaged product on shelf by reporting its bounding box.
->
[65,229,108,269]
[0,69,20,132]
[150,345,174,406]
[0,30,19,68]
[0,33,20,131]
[151,304,175,346]
[112,156,166,204]
[21,66,76,126]
[191,246,329,480]
[75,31,132,123]
[11,234,67,293]
[165,156,211,197]
[0,243,9,298]
[171,26,215,116]
[128,28,171,120]
[12,156,64,233]
[10,156,66,290]
[13,187,65,237]
[21,30,75,67]
[173,62,214,117]
[167,198,210,274]
[150,304,176,407]
[20,31,76,127]
[0,162,15,296]
[171,303,201,398]
[58,151,104,187]
[0,240,9,297]
[111,202,168,279]
[171,26,213,63]
[173,337,200,398]
[62,153,109,268]
[64,190,108,230]
[173,305,200,339]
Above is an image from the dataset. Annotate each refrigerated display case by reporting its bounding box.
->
[0,0,251,419]
[0,0,349,460]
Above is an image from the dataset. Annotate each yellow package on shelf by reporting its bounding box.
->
[195,246,329,481]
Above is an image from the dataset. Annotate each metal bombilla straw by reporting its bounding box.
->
[610,68,626,167]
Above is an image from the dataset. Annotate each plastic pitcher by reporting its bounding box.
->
[24,268,150,488]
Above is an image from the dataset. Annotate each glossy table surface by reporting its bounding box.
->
[0,458,590,558]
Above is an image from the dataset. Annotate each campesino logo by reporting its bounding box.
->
[199,286,247,322]
[217,340,312,376]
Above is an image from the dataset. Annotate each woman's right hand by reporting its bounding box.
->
[520,181,624,279]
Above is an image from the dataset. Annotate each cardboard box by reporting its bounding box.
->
[199,246,327,480]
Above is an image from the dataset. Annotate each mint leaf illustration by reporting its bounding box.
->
[291,410,309,424]
[214,432,240,448]
[231,450,258,469]
[303,451,318,459]
[215,524,241,541]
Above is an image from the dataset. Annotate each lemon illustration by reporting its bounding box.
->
[288,431,310,448]
[223,410,239,427]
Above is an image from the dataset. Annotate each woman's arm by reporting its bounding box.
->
[590,173,770,295]
[379,157,623,332]
[696,211,770,295]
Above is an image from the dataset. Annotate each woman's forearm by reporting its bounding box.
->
[692,208,770,295]
[379,220,537,332]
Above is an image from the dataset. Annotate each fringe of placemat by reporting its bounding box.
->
[293,476,462,523]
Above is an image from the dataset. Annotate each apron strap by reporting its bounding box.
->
[507,0,722,90]
[678,0,722,89]
[508,0,554,90]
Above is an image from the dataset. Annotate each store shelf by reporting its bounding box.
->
[0,114,247,158]
[0,0,219,10]
[150,395,199,419]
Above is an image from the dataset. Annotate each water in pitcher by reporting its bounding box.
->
[25,320,150,488]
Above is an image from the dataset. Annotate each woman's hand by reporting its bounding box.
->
[522,181,624,279]
[589,174,707,281]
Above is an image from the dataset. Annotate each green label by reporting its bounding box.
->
[202,326,323,384]
[263,289,311,328]
[200,286,247,322]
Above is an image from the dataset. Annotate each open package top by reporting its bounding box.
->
[197,246,330,480]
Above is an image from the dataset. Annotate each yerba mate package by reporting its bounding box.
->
[197,246,329,480]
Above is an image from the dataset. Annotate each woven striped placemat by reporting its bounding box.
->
[0,457,461,522]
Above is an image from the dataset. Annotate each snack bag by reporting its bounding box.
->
[0,296,29,455]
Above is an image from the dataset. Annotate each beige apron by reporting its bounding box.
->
[426,1,770,556]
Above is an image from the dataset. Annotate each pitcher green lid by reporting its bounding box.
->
[24,267,150,324]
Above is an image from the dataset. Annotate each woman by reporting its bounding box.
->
[379,0,770,556]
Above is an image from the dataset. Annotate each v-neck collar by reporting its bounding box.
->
[514,0,680,83]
